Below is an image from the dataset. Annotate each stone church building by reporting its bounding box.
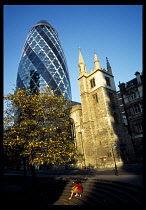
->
[70,49,135,169]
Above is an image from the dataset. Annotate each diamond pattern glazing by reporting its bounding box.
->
[16,20,72,99]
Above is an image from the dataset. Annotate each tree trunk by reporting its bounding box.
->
[30,164,36,191]
[23,156,27,177]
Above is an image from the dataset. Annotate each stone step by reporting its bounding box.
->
[52,179,143,206]
[3,176,143,206]
[82,180,143,205]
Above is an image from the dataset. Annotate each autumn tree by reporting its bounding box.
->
[3,86,82,175]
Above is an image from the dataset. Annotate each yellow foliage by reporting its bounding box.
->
[4,86,82,166]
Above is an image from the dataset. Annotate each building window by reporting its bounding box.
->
[90,77,96,88]
[113,112,119,124]
[108,91,114,102]
[92,93,98,103]
[70,118,76,140]
[135,123,143,132]
[107,152,112,157]
[105,76,111,86]
[133,104,141,114]
[129,92,137,101]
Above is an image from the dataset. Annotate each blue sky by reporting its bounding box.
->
[4,5,142,103]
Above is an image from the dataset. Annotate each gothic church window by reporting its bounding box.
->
[107,152,112,157]
[92,93,98,103]
[90,77,96,88]
[70,118,76,140]
[105,76,111,86]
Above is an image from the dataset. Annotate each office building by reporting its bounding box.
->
[16,20,72,99]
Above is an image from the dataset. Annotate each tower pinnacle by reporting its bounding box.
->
[106,57,112,75]
[78,48,86,73]
[94,50,100,70]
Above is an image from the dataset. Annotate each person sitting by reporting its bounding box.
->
[69,182,83,199]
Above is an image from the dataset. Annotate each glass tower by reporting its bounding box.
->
[16,20,72,100]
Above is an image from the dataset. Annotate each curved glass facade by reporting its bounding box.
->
[16,20,72,100]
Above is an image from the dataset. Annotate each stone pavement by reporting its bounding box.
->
[88,174,143,186]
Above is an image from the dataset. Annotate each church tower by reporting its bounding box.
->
[71,49,135,168]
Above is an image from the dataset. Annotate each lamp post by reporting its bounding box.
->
[111,143,118,176]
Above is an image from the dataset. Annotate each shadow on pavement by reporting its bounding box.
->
[2,175,69,208]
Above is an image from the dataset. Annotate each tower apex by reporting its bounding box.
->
[94,51,100,70]
[78,48,86,74]
[106,57,113,75]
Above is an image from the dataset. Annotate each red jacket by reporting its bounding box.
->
[75,184,83,192]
